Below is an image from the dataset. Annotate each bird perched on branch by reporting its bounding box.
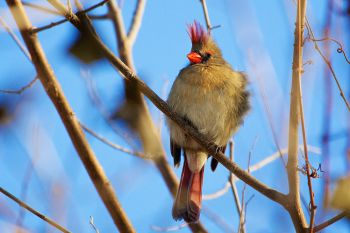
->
[166,21,250,223]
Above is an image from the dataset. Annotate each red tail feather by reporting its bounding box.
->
[172,156,204,223]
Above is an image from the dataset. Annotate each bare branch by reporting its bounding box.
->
[307,37,350,64]
[32,0,111,33]
[0,16,31,62]
[0,186,70,233]
[305,19,350,111]
[6,1,135,232]
[22,1,60,15]
[0,76,38,94]
[286,0,308,231]
[89,216,100,233]
[150,222,188,232]
[127,0,146,46]
[229,141,242,217]
[199,0,212,33]
[298,68,316,232]
[249,145,320,173]
[314,211,349,232]
[81,122,147,158]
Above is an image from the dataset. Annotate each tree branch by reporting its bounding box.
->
[81,122,147,158]
[199,0,212,33]
[0,76,38,94]
[314,211,349,232]
[6,1,135,232]
[304,18,350,111]
[0,186,70,233]
[0,16,32,62]
[286,0,308,232]
[45,0,286,206]
[32,0,111,33]
[127,0,146,46]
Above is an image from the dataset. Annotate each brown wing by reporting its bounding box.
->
[170,138,181,167]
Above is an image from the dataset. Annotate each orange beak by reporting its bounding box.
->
[187,52,202,64]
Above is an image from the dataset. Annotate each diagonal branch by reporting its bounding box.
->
[0,186,70,233]
[32,0,111,33]
[44,0,287,207]
[0,75,38,94]
[0,16,32,62]
[304,18,350,111]
[314,211,349,232]
[6,1,135,232]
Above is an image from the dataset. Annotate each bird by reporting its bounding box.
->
[166,21,250,223]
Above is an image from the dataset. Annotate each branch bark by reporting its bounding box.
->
[314,211,349,232]
[286,0,308,232]
[6,1,135,232]
[0,186,70,233]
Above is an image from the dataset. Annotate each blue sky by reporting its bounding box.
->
[0,0,349,232]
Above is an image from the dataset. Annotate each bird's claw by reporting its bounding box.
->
[208,142,220,155]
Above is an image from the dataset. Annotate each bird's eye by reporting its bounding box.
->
[202,52,212,62]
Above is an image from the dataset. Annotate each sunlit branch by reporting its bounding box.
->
[286,0,308,231]
[0,16,31,62]
[0,187,71,233]
[32,0,111,33]
[127,0,146,46]
[81,123,147,158]
[22,1,60,15]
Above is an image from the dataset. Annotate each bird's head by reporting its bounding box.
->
[187,21,223,65]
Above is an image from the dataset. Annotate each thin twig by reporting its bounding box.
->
[308,37,350,64]
[81,122,147,158]
[89,216,100,233]
[0,76,38,94]
[127,0,146,46]
[305,18,350,111]
[199,0,212,33]
[22,1,60,15]
[298,62,316,233]
[32,0,111,33]
[238,140,255,233]
[0,16,31,62]
[150,222,188,232]
[229,141,242,217]
[0,186,70,233]
[6,1,135,232]
[314,211,349,232]
[249,145,320,173]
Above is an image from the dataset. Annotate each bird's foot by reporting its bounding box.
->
[208,142,220,155]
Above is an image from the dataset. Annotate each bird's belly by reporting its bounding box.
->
[168,87,235,150]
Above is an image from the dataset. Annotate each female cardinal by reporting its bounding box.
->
[166,21,250,223]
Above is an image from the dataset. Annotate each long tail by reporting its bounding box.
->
[172,155,205,223]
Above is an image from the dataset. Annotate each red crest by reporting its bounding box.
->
[187,21,209,44]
